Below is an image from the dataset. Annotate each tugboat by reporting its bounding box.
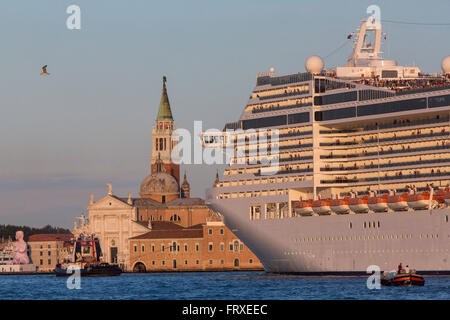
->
[381,267,425,286]
[55,234,122,277]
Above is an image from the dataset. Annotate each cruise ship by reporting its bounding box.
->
[202,19,450,274]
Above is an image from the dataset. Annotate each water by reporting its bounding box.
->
[0,272,449,300]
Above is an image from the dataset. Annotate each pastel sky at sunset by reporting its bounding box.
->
[1,0,450,227]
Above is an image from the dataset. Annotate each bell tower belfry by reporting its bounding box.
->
[151,76,180,184]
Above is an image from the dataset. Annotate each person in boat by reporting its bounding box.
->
[405,265,410,274]
[398,263,403,273]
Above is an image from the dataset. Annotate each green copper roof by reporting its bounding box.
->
[156,76,173,121]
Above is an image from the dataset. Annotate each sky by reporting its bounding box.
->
[1,0,450,228]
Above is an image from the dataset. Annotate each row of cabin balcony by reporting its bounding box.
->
[235,128,312,146]
[219,189,290,200]
[321,154,450,172]
[235,134,311,149]
[321,167,450,184]
[250,84,309,99]
[252,88,310,103]
[246,97,312,114]
[230,151,313,167]
[319,115,449,135]
[241,139,313,153]
[254,166,312,176]
[345,183,446,198]
[319,126,449,147]
[225,158,314,176]
[312,181,445,200]
[320,141,450,159]
[233,146,313,160]
[217,174,310,188]
[221,125,312,146]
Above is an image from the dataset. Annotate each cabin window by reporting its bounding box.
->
[349,222,352,229]
[234,240,240,252]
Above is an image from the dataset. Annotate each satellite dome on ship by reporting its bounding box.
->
[305,55,324,74]
[442,56,450,74]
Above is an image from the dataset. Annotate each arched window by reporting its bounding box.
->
[170,214,181,222]
[233,240,239,252]
[159,138,164,151]
[155,138,159,151]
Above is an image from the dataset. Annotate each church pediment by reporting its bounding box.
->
[88,195,132,210]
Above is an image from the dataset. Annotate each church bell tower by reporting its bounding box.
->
[151,76,180,184]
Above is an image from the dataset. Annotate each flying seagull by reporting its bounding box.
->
[40,65,49,75]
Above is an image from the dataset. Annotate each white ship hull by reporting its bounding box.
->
[206,196,450,274]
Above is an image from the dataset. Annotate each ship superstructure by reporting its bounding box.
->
[203,19,450,274]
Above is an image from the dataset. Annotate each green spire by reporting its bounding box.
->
[156,76,173,121]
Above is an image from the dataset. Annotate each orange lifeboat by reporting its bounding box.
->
[387,191,409,211]
[445,189,450,206]
[348,194,369,214]
[330,195,350,214]
[367,192,388,212]
[312,198,331,215]
[407,190,437,210]
[443,187,450,206]
[294,199,314,216]
[434,188,448,204]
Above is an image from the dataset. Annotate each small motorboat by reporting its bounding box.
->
[55,234,122,277]
[381,270,425,286]
[55,262,122,277]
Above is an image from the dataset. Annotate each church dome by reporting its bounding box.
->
[140,172,179,196]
